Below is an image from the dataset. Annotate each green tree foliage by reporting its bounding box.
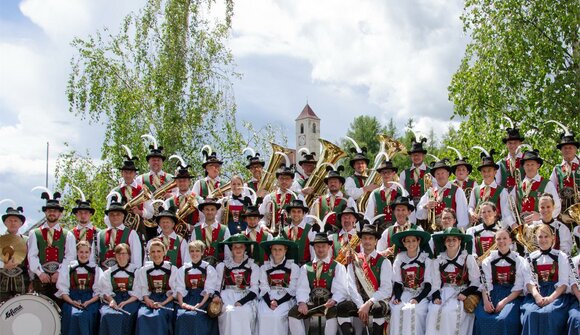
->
[448,0,579,176]
[58,0,283,226]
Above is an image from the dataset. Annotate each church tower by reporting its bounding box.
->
[295,103,320,155]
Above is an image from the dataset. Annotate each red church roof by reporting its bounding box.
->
[295,103,320,121]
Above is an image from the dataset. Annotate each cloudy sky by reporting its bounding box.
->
[0,0,467,225]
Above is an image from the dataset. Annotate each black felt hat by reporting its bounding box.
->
[390,196,416,211]
[299,152,317,165]
[105,198,127,215]
[357,224,381,239]
[201,151,223,169]
[245,153,266,169]
[155,206,178,224]
[323,165,345,184]
[349,147,370,168]
[451,159,472,174]
[284,199,309,213]
[275,165,295,179]
[429,159,452,174]
[72,199,95,215]
[520,150,543,166]
[336,207,362,224]
[2,206,25,224]
[375,160,398,173]
[309,232,333,246]
[41,192,64,212]
[119,156,139,171]
[146,146,166,161]
[197,198,222,211]
[409,137,428,154]
[241,206,264,219]
[502,127,525,143]
[476,149,499,171]
[557,132,579,150]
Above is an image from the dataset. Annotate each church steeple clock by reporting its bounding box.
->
[295,103,320,155]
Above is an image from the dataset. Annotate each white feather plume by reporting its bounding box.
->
[369,213,386,225]
[0,199,17,209]
[141,134,158,149]
[373,152,390,169]
[71,185,86,202]
[446,146,463,160]
[345,136,362,153]
[31,186,53,199]
[546,120,572,137]
[426,154,440,162]
[406,127,423,143]
[241,187,257,206]
[242,147,256,157]
[387,181,409,197]
[121,145,133,158]
[515,144,533,155]
[169,154,186,167]
[275,151,291,168]
[297,147,310,157]
[105,190,122,207]
[150,199,166,210]
[319,162,337,171]
[471,146,490,157]
[201,145,213,157]
[502,116,514,129]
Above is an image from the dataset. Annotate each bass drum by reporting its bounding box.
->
[0,293,61,335]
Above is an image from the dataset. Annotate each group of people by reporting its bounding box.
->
[0,121,579,335]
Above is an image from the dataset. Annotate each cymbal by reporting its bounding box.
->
[0,234,27,265]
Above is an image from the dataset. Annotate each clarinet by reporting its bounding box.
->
[478,259,492,307]
[524,250,539,292]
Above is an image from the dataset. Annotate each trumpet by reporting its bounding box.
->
[424,173,438,232]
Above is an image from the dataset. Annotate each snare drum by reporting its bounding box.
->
[0,294,61,335]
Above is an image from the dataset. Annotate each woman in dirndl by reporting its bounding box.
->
[134,238,178,335]
[98,243,140,335]
[214,234,260,335]
[474,229,525,335]
[56,240,103,335]
[389,227,433,335]
[257,236,300,335]
[425,227,480,335]
[520,224,572,335]
[175,240,218,335]
[567,252,580,335]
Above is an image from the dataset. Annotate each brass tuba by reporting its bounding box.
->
[175,194,199,239]
[357,134,407,212]
[123,187,153,230]
[142,181,177,228]
[303,139,347,207]
[258,143,294,193]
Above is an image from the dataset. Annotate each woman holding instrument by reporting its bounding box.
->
[473,229,525,335]
[466,202,503,258]
[520,224,571,335]
[175,240,218,335]
[134,238,178,335]
[56,240,102,335]
[98,243,140,335]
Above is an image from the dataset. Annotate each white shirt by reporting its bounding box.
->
[377,222,424,252]
[295,254,348,304]
[393,251,433,290]
[310,191,356,218]
[416,181,469,228]
[347,250,392,307]
[509,173,561,217]
[344,173,368,201]
[215,256,260,296]
[55,260,103,298]
[549,156,579,191]
[365,184,417,224]
[97,263,141,299]
[147,231,191,265]
[530,220,572,255]
[494,153,524,187]
[524,249,569,293]
[175,260,218,298]
[97,224,143,268]
[480,250,526,293]
[27,222,77,277]
[259,257,300,300]
[134,261,178,298]
[259,189,305,217]
[468,180,515,227]
[189,220,232,261]
[431,249,480,289]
